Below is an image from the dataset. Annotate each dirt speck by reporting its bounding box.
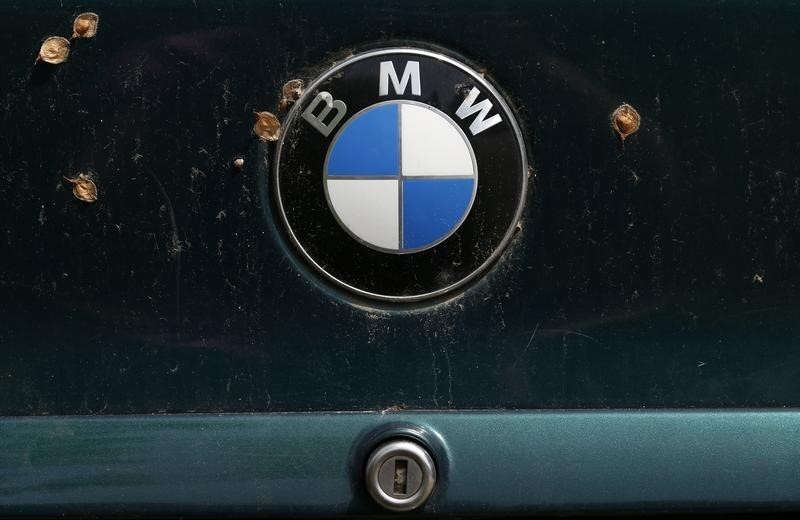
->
[72,12,99,39]
[63,173,98,203]
[279,79,304,111]
[253,111,281,141]
[611,103,641,142]
[38,36,70,64]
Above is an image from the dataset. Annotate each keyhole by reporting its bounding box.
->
[393,459,408,495]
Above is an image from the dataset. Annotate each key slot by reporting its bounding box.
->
[393,459,408,495]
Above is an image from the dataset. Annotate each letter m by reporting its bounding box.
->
[379,61,421,96]
[456,87,503,136]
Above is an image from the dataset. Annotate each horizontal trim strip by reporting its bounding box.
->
[2,410,800,515]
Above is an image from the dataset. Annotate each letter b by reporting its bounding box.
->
[302,92,347,137]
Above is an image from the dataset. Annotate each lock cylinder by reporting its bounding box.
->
[364,438,437,512]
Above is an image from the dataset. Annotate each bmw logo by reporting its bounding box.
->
[274,47,528,302]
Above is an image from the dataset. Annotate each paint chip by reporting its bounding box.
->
[63,174,98,203]
[72,12,100,39]
[253,111,281,141]
[38,36,70,64]
[611,103,641,142]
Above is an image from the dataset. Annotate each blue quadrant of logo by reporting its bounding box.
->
[326,104,399,176]
[403,178,475,250]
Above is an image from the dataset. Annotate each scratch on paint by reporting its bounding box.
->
[523,322,540,351]
[545,328,601,343]
[430,346,439,407]
[147,169,182,327]
[443,345,453,407]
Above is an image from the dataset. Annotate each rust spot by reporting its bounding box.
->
[278,79,304,111]
[253,111,281,141]
[232,157,245,169]
[381,404,408,413]
[63,174,98,203]
[72,12,100,39]
[611,103,641,142]
[38,36,70,64]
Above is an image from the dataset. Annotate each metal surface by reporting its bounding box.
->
[365,439,436,511]
[3,0,800,514]
[2,410,800,516]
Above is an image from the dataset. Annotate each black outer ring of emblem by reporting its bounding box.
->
[274,47,528,302]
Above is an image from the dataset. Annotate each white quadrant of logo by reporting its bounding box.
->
[324,101,478,253]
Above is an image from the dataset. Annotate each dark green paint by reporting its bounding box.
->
[2,411,800,515]
[2,0,800,414]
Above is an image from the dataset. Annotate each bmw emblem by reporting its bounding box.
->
[274,47,528,302]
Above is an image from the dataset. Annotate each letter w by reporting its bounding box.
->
[456,87,503,136]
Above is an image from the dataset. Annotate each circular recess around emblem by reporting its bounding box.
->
[274,47,527,302]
